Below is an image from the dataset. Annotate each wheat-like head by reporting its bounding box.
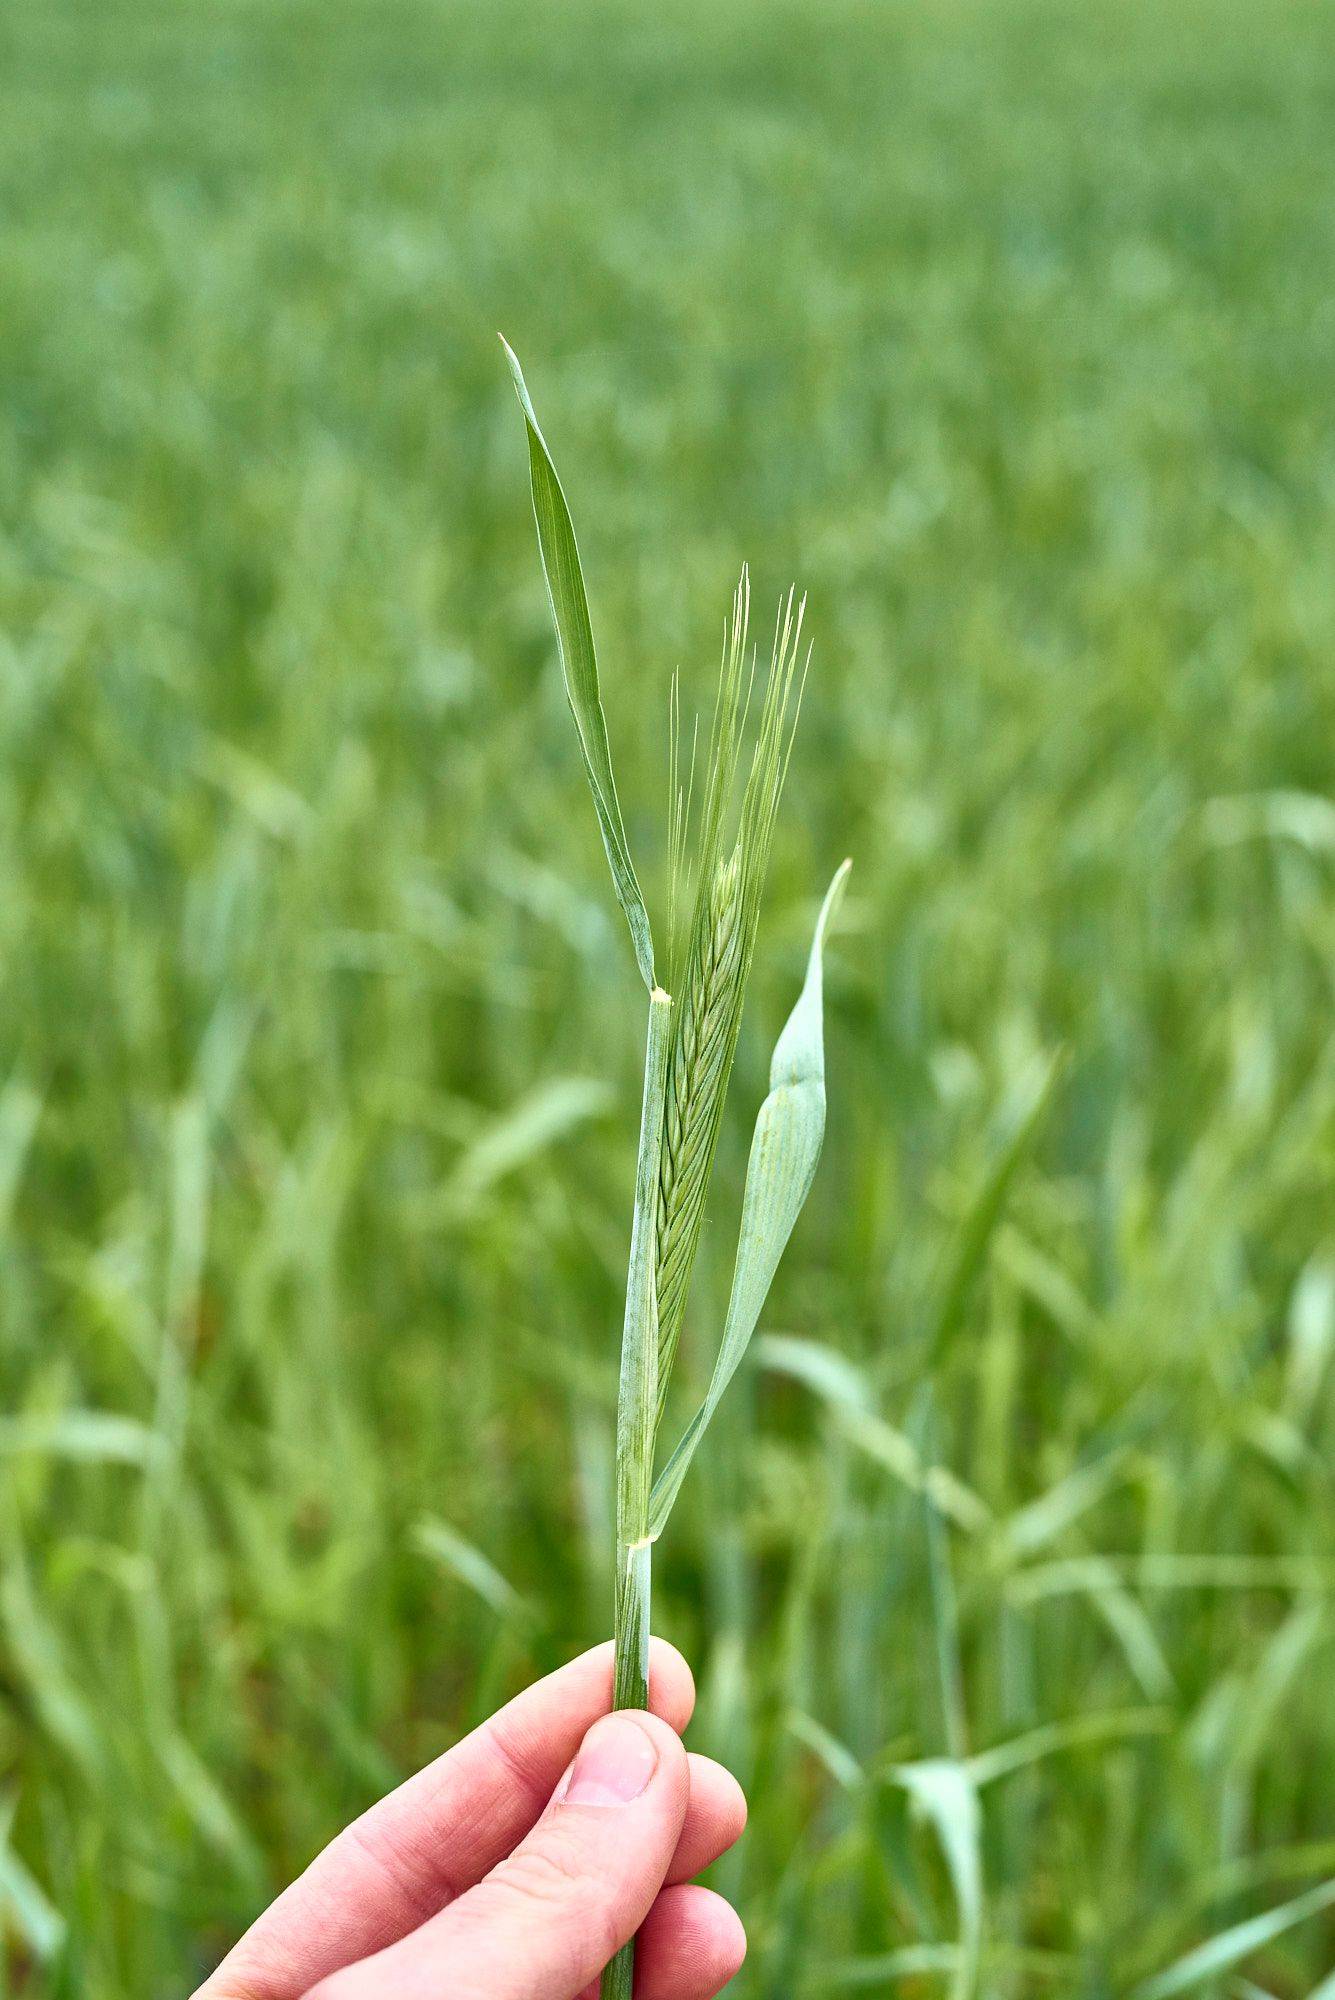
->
[653,572,805,1413]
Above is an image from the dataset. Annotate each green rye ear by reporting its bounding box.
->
[650,858,850,1534]
[501,337,656,990]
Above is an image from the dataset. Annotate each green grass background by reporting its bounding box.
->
[2,0,1334,1993]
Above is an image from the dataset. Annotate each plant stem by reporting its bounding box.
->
[604,985,672,2000]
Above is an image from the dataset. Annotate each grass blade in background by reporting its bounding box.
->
[500,338,656,990]
[412,1516,535,1621]
[927,1049,1062,1362]
[1130,1876,1335,1999]
[651,859,850,1534]
[0,1794,65,1967]
[888,1759,983,2000]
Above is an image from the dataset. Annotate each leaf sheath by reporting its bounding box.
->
[605,986,672,2000]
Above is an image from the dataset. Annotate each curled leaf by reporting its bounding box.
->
[650,860,849,1534]
[887,1759,983,2000]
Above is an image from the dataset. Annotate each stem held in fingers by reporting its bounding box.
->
[505,345,845,2000]
[606,987,671,1997]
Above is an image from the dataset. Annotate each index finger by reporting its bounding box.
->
[196,1638,695,2000]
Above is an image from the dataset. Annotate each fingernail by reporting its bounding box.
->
[559,1714,658,1808]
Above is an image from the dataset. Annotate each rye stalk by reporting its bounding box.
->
[504,340,846,2000]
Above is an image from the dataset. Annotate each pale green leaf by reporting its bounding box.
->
[889,1758,983,2000]
[754,1332,989,1530]
[650,860,849,1536]
[997,1450,1131,1560]
[0,1076,42,1235]
[0,1411,167,1467]
[788,1709,866,1790]
[1,1558,104,1780]
[839,1407,991,1533]
[413,1516,533,1620]
[0,1794,65,1965]
[443,1076,614,1209]
[755,1332,874,1414]
[929,1050,1062,1360]
[1044,1555,1176,1699]
[157,1733,264,1892]
[1131,1876,1335,2000]
[501,338,655,990]
[965,1706,1168,1788]
[823,1945,1076,1989]
[1285,1251,1335,1426]
[1200,788,1335,854]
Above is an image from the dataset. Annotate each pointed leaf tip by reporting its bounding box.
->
[502,343,656,990]
[771,858,850,1088]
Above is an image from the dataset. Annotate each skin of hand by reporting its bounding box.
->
[194,1638,747,2000]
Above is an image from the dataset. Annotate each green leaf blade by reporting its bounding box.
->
[888,1759,984,2000]
[650,859,849,1534]
[928,1048,1063,1361]
[501,338,655,990]
[1130,1876,1335,2000]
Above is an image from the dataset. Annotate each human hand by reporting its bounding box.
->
[195,1639,747,2000]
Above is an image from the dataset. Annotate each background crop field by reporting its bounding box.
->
[2,0,1334,1993]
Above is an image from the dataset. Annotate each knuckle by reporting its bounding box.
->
[493,1837,590,1912]
[343,1812,451,1926]
[462,1834,621,1972]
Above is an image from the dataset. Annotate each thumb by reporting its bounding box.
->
[307,1709,690,2000]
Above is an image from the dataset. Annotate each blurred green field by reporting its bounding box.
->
[2,0,1335,1993]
